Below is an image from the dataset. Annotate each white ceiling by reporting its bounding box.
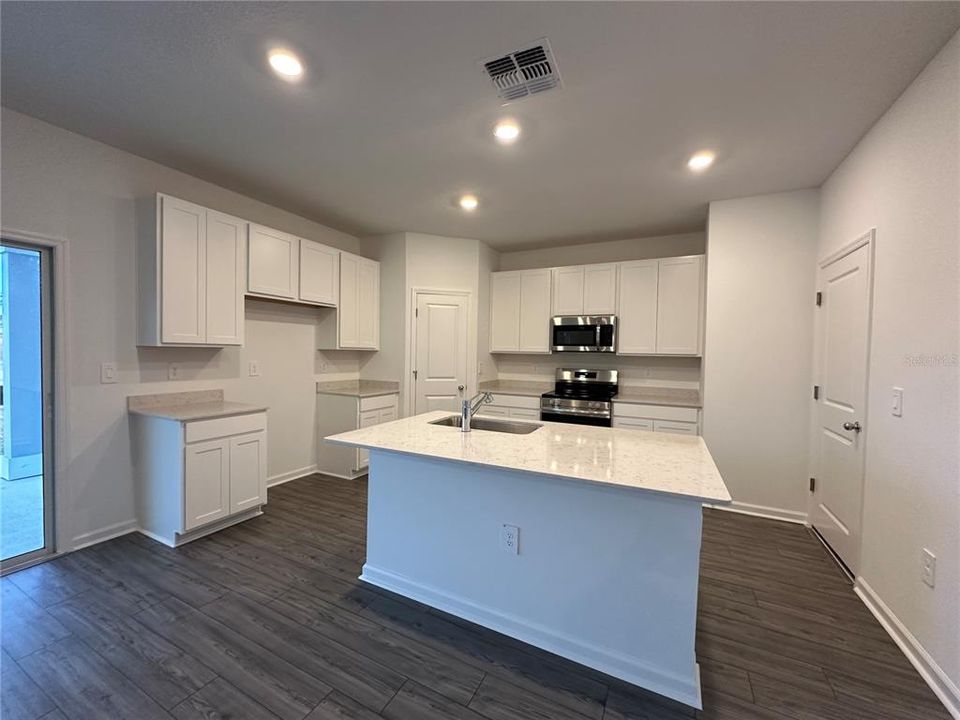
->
[2,2,958,250]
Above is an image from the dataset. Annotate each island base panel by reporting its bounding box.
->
[360,450,704,709]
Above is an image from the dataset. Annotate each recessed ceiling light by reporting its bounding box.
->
[459,194,479,211]
[493,120,521,144]
[268,49,303,80]
[687,150,716,172]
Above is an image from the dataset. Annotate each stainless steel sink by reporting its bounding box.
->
[429,415,542,434]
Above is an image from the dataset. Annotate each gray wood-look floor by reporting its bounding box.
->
[1,474,949,720]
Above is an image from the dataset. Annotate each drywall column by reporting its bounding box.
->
[702,189,820,521]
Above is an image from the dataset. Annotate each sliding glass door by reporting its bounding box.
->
[0,240,54,572]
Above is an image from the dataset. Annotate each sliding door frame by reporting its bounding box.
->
[0,228,70,575]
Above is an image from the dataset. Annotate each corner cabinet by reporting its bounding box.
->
[617,255,704,356]
[318,252,380,350]
[316,392,398,477]
[489,269,552,353]
[133,411,268,546]
[138,194,246,347]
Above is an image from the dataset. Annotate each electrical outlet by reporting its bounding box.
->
[168,362,182,381]
[892,387,903,417]
[100,362,118,384]
[248,361,260,377]
[921,548,936,588]
[500,524,519,555]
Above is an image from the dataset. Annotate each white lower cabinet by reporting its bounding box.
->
[134,411,268,546]
[317,392,399,477]
[612,403,700,436]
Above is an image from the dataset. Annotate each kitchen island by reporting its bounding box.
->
[325,410,730,709]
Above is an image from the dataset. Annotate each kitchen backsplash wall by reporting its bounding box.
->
[491,354,701,389]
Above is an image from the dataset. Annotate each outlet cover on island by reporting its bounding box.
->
[500,524,519,555]
[248,360,261,377]
[892,387,903,417]
[100,362,118,384]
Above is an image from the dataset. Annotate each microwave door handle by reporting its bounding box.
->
[595,324,601,348]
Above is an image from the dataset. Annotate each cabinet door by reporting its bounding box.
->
[205,211,246,346]
[338,252,360,348]
[160,195,206,344]
[508,407,540,421]
[357,258,380,349]
[552,267,585,315]
[656,256,704,355]
[229,431,267,514]
[248,224,299,299]
[583,264,618,314]
[490,272,521,352]
[184,439,230,531]
[356,409,380,470]
[617,260,659,354]
[299,240,339,306]
[518,270,552,353]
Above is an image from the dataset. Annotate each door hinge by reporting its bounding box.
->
[815,291,822,307]
[415,307,418,317]
[412,369,418,379]
[813,385,820,400]
[809,477,816,492]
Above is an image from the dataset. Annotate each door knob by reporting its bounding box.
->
[842,421,862,433]
[458,385,465,392]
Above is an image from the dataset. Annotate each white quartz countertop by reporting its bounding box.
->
[316,380,400,398]
[127,390,267,421]
[326,410,730,504]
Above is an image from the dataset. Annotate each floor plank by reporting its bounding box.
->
[1,475,950,720]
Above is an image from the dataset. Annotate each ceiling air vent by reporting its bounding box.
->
[480,38,562,102]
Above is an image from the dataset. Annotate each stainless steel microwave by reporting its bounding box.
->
[551,315,617,352]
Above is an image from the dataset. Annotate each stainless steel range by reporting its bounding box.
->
[540,368,618,427]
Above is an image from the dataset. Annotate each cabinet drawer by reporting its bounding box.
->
[653,420,698,436]
[360,393,398,412]
[379,407,397,423]
[185,412,266,444]
[486,393,540,410]
[509,408,540,421]
[478,405,510,418]
[613,418,654,432]
[612,403,698,423]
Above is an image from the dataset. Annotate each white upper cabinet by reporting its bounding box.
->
[552,267,585,315]
[298,239,340,306]
[247,224,299,300]
[617,260,659,354]
[519,269,553,352]
[617,255,704,356]
[319,251,380,350]
[490,272,522,352]
[205,210,246,346]
[551,264,617,315]
[656,255,704,355]
[139,193,245,347]
[489,269,552,354]
[582,264,618,314]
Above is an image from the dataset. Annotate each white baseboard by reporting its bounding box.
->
[70,519,138,551]
[855,579,959,720]
[267,464,318,488]
[360,564,702,709]
[706,500,807,525]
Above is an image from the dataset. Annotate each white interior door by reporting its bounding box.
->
[413,293,469,414]
[812,240,872,574]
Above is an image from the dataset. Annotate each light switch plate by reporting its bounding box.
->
[921,548,936,588]
[248,361,261,377]
[100,362,118,384]
[892,387,903,417]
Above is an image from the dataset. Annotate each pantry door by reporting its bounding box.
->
[412,292,470,414]
[812,232,874,576]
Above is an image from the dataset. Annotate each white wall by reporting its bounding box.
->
[703,190,820,522]
[819,32,959,707]
[358,232,407,385]
[499,232,705,271]
[1,108,363,549]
